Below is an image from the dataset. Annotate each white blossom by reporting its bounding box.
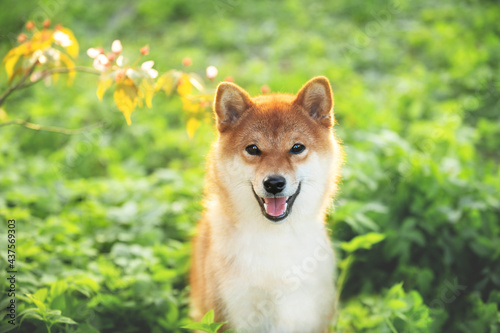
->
[111,40,123,53]
[141,61,158,79]
[116,55,124,67]
[87,48,101,59]
[53,31,72,47]
[93,54,109,71]
[206,65,218,79]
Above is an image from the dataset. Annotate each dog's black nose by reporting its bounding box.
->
[263,175,286,195]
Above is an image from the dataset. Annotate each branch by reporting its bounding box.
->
[0,66,101,106]
[0,63,37,106]
[0,118,105,135]
[17,66,101,90]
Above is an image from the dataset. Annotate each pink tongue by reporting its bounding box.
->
[264,197,287,217]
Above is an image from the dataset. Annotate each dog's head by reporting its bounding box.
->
[211,76,342,224]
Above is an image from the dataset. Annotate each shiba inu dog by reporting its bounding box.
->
[190,76,343,332]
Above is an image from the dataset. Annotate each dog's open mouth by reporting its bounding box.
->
[252,183,301,223]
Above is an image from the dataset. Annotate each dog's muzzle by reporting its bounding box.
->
[252,177,301,223]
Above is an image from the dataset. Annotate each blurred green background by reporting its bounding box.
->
[0,0,499,332]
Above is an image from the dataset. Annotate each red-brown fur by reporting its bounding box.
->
[190,77,343,331]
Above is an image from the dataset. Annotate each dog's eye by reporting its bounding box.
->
[290,143,306,154]
[245,144,261,156]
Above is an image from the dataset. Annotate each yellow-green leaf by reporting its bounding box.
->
[340,232,386,253]
[33,288,48,303]
[181,97,203,114]
[177,73,193,97]
[114,78,138,125]
[97,77,113,101]
[0,107,8,121]
[59,52,75,85]
[387,299,407,310]
[26,293,46,312]
[139,77,155,108]
[2,44,27,81]
[156,70,181,95]
[31,31,54,52]
[9,67,25,84]
[202,309,215,325]
[186,117,201,138]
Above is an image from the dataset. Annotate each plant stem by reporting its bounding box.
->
[0,66,104,134]
[0,66,101,106]
[16,66,101,90]
[336,255,354,301]
[0,63,37,107]
[131,54,145,68]
[0,119,105,135]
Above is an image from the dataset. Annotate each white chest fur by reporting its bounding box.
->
[211,214,336,333]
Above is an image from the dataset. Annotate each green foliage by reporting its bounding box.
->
[182,310,228,333]
[0,0,499,332]
[337,233,386,301]
[336,282,433,332]
[340,232,386,254]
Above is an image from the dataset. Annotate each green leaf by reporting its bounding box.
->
[46,309,62,317]
[202,309,215,325]
[33,288,48,303]
[0,325,17,333]
[166,304,179,323]
[181,310,226,333]
[387,282,404,298]
[19,308,43,325]
[387,299,407,310]
[26,293,46,312]
[18,308,40,318]
[74,323,100,333]
[209,322,226,332]
[50,294,66,312]
[341,232,386,253]
[50,280,68,298]
[53,316,78,325]
[181,322,210,331]
[68,275,99,297]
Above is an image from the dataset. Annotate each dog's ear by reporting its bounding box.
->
[214,82,254,132]
[293,76,334,127]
